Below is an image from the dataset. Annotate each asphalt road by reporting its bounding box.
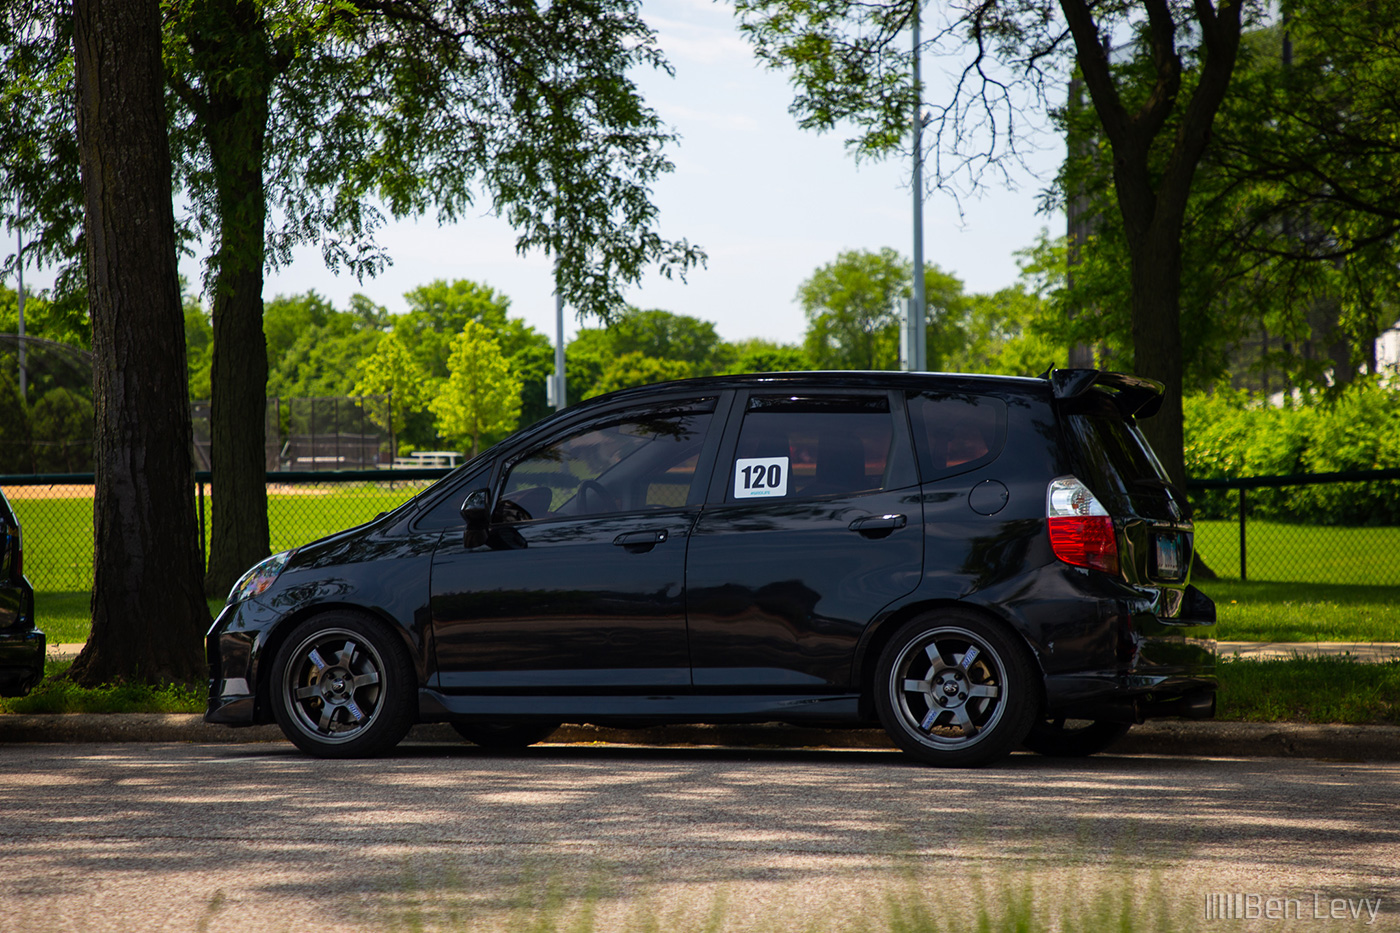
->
[2,741,1397,932]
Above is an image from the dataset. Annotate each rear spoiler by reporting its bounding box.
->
[1046,369,1164,419]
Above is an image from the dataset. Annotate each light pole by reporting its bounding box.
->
[548,259,566,412]
[901,2,928,373]
[15,194,26,401]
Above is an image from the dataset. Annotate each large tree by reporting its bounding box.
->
[798,248,971,371]
[736,0,1252,486]
[3,0,704,595]
[69,0,209,685]
[1043,7,1400,395]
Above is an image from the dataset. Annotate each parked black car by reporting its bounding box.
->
[0,487,45,697]
[207,369,1216,766]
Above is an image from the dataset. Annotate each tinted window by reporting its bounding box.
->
[906,393,1006,480]
[729,395,909,500]
[1062,395,1179,519]
[500,401,715,521]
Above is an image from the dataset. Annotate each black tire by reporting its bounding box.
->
[874,610,1036,767]
[1023,718,1132,757]
[451,721,560,750]
[270,611,416,758]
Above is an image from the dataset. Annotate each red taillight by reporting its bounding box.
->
[1046,477,1119,575]
[1048,515,1119,574]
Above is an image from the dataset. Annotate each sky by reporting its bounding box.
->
[12,0,1066,348]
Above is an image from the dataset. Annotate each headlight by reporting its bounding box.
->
[227,550,292,606]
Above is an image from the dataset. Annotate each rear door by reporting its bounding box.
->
[685,389,923,690]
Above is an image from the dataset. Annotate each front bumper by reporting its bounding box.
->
[205,598,278,725]
[0,628,46,697]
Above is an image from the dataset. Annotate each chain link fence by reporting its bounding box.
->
[2,469,448,594]
[1186,469,1400,586]
[4,468,1399,593]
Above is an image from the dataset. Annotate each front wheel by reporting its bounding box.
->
[270,612,416,758]
[1022,719,1131,757]
[451,721,560,750]
[874,611,1036,767]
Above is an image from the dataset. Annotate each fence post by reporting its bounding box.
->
[1238,486,1247,582]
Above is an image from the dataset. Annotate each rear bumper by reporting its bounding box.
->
[0,628,46,697]
[1025,573,1217,720]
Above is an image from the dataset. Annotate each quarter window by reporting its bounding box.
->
[907,393,1007,480]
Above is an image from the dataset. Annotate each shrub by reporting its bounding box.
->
[1184,378,1400,525]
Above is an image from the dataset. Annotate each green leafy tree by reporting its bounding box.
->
[723,338,811,374]
[430,321,522,455]
[800,249,906,371]
[351,331,434,451]
[392,280,553,433]
[799,249,970,371]
[585,352,694,400]
[736,0,1249,488]
[0,284,88,349]
[3,0,704,594]
[0,373,32,473]
[264,291,387,400]
[1047,11,1400,397]
[29,386,93,473]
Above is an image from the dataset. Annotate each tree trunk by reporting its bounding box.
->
[1127,222,1187,488]
[71,0,210,686]
[200,16,273,597]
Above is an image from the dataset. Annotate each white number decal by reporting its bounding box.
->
[734,457,788,499]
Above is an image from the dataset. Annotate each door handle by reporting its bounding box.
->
[848,514,907,538]
[613,529,669,551]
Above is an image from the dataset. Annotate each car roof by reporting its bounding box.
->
[571,370,1052,412]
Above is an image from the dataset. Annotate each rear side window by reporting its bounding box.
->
[729,395,915,500]
[906,393,1006,481]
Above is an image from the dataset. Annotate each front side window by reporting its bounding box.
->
[729,395,911,501]
[498,401,715,521]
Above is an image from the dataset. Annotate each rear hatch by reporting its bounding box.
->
[1058,392,1194,588]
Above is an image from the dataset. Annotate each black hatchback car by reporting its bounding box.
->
[207,369,1216,766]
[1,487,45,698]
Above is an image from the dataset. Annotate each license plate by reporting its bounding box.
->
[1155,536,1182,577]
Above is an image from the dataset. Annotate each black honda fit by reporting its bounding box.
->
[206,369,1216,766]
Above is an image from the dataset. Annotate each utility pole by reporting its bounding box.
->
[15,194,26,401]
[901,3,928,373]
[548,260,566,412]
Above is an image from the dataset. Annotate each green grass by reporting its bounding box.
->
[1200,580,1400,642]
[369,859,1193,933]
[1195,519,1400,586]
[6,482,425,592]
[1216,656,1400,724]
[0,658,203,714]
[35,591,223,645]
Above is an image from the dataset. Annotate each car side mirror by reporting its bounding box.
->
[460,488,491,529]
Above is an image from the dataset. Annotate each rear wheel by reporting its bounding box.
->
[1023,718,1131,757]
[875,610,1036,767]
[271,612,416,758]
[451,722,559,750]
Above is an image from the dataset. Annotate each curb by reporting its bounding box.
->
[2,716,1399,760]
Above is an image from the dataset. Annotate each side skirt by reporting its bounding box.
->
[418,689,861,725]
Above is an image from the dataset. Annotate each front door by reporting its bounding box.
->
[430,398,721,691]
